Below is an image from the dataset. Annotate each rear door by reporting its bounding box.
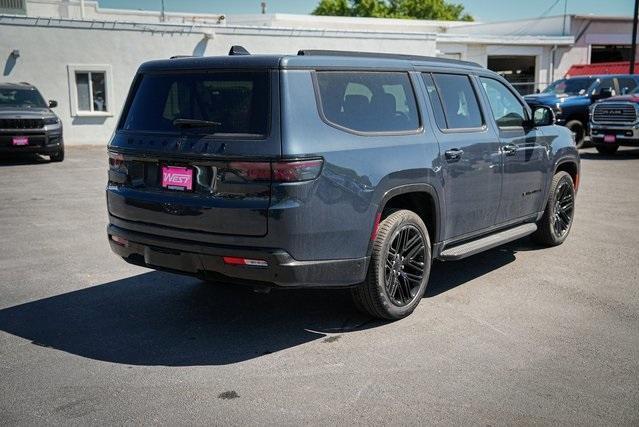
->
[478,76,549,223]
[107,69,280,237]
[422,72,502,240]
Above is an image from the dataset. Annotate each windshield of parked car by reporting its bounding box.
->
[542,78,596,96]
[120,71,269,136]
[0,88,47,108]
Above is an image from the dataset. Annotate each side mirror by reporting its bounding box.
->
[48,100,58,108]
[531,105,555,127]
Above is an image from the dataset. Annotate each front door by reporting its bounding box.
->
[423,73,502,240]
[478,77,549,223]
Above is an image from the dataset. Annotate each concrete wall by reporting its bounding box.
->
[0,18,436,144]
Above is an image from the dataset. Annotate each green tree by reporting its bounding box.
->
[312,0,473,21]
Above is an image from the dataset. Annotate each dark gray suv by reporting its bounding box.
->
[0,82,64,161]
[107,48,580,320]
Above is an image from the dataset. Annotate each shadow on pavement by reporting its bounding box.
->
[0,152,51,166]
[579,147,639,160]
[0,240,534,366]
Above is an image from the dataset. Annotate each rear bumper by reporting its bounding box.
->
[107,224,368,288]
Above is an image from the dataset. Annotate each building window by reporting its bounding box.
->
[75,72,108,113]
[0,0,26,15]
[67,65,113,117]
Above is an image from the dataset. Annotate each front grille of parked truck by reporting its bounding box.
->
[592,103,638,125]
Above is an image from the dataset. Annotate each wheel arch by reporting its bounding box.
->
[376,184,441,245]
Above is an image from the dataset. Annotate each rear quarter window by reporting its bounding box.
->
[120,71,269,136]
[314,71,420,134]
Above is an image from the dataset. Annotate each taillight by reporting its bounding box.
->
[273,159,323,182]
[228,161,271,181]
[108,152,124,168]
[228,159,323,183]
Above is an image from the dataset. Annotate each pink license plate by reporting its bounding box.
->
[161,165,193,191]
[604,135,616,143]
[12,136,29,146]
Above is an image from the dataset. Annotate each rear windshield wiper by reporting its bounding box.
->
[172,118,222,129]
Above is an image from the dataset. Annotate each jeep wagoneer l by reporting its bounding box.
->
[107,48,580,320]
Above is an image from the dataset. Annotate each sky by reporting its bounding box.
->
[98,0,635,22]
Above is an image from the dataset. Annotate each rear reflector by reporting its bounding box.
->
[110,235,128,246]
[222,256,268,267]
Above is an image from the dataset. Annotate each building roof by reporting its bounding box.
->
[566,62,639,77]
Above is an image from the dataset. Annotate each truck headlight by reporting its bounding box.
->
[44,117,60,125]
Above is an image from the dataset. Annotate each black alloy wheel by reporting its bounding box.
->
[552,179,575,239]
[385,224,426,307]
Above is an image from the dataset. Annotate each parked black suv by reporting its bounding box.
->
[107,48,580,319]
[0,82,64,161]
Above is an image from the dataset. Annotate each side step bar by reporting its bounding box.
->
[438,223,537,261]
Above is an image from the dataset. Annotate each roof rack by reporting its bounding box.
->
[297,50,481,68]
[229,45,250,56]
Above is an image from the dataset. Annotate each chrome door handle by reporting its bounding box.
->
[502,144,517,156]
[445,148,464,161]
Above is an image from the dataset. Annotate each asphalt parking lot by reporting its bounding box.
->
[1,145,638,425]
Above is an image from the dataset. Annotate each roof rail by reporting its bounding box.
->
[19,81,32,86]
[297,50,481,68]
[169,55,193,59]
[229,45,250,56]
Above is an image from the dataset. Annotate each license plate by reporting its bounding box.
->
[161,165,193,191]
[12,136,29,146]
[604,134,616,143]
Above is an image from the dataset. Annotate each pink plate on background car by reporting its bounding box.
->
[603,135,616,143]
[161,165,193,191]
[12,136,29,146]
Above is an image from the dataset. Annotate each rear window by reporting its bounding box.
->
[121,71,269,136]
[315,72,420,133]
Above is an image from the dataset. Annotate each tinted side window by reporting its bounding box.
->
[315,72,420,133]
[432,73,483,129]
[421,73,447,130]
[480,77,527,128]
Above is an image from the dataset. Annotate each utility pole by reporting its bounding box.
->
[561,0,568,36]
[631,0,638,74]
[160,0,166,22]
[261,2,267,14]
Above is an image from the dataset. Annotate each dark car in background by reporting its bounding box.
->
[0,82,64,162]
[106,48,579,320]
[590,87,639,154]
[524,74,639,148]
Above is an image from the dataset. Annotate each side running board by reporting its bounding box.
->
[438,223,537,261]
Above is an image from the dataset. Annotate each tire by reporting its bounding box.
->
[566,120,585,149]
[533,171,576,246]
[50,147,64,162]
[351,210,431,320]
[595,144,619,155]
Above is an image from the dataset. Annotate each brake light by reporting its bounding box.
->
[108,152,124,168]
[223,256,268,267]
[228,161,271,181]
[228,159,323,183]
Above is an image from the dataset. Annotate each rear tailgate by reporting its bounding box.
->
[107,69,280,237]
